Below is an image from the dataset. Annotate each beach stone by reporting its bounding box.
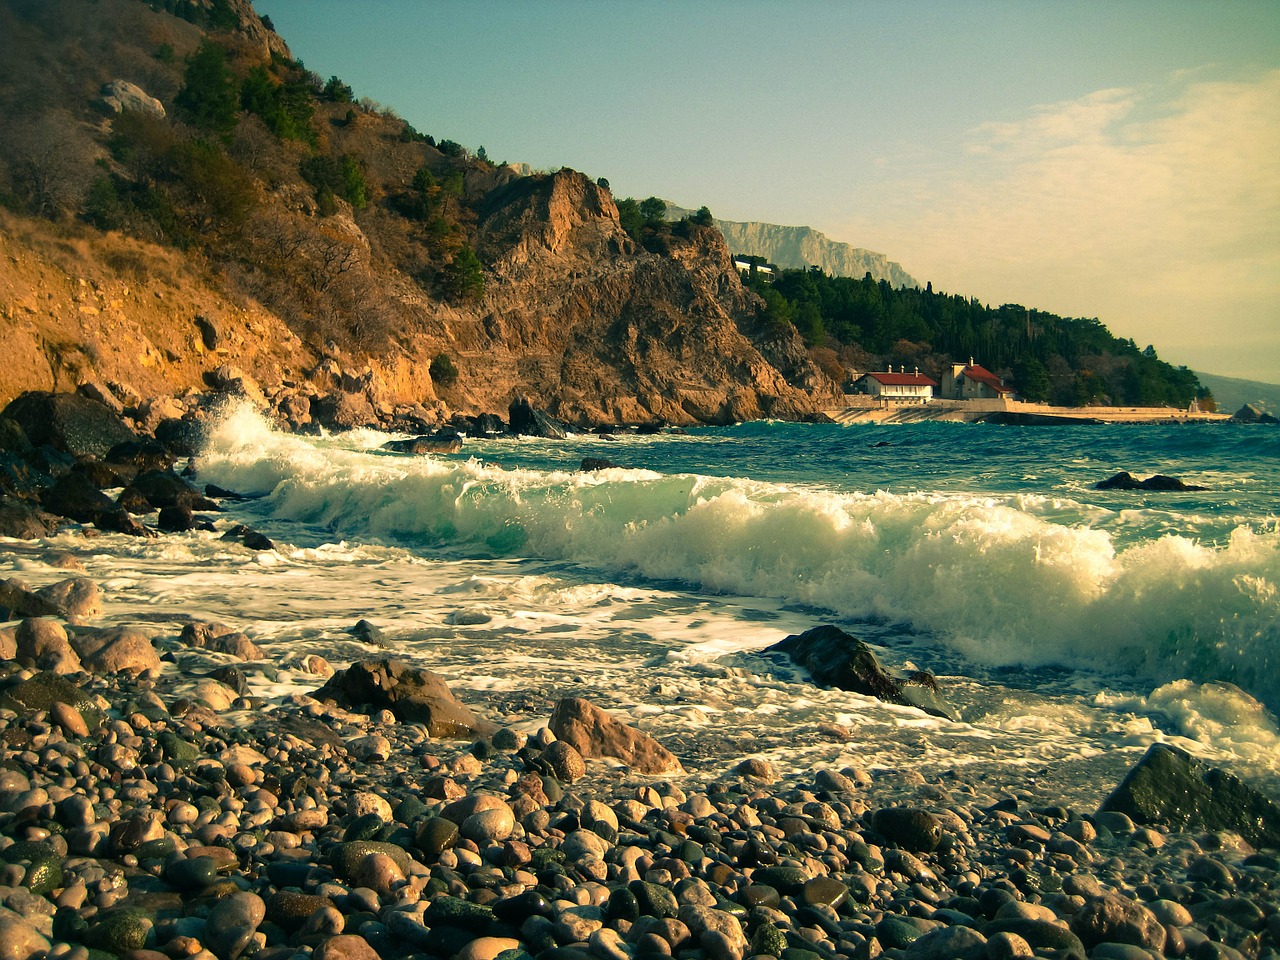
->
[166,856,221,892]
[3,391,137,458]
[766,624,959,720]
[298,905,346,941]
[332,841,412,881]
[983,919,1085,956]
[352,851,403,896]
[86,909,152,954]
[0,672,102,727]
[543,740,587,782]
[873,807,944,852]
[801,878,848,909]
[734,758,778,782]
[904,925,986,960]
[15,618,82,674]
[1099,743,1280,848]
[312,659,495,737]
[50,699,90,736]
[550,697,684,774]
[0,578,63,619]
[423,895,495,932]
[457,937,520,960]
[678,905,747,960]
[349,792,394,821]
[984,931,1034,960]
[312,935,381,960]
[417,817,460,855]
[34,577,101,622]
[349,734,391,762]
[203,891,266,960]
[630,881,679,919]
[562,828,611,862]
[69,626,161,676]
[1070,895,1165,952]
[750,922,788,958]
[463,804,516,844]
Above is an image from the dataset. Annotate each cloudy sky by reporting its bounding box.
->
[256,1,1280,383]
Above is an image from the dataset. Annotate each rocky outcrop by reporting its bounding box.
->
[549,697,684,775]
[1094,471,1208,491]
[766,624,958,721]
[1099,743,1280,848]
[312,659,495,738]
[95,80,164,118]
[1232,403,1279,424]
[2,392,138,458]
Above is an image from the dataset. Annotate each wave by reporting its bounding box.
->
[197,405,1280,706]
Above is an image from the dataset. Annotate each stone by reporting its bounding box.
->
[312,659,495,737]
[903,925,987,960]
[33,577,101,622]
[0,498,56,539]
[508,396,567,439]
[1099,743,1280,848]
[542,740,586,782]
[122,470,219,512]
[98,79,165,117]
[1070,895,1166,953]
[766,625,958,720]
[69,626,162,676]
[203,891,266,960]
[0,672,102,727]
[1094,471,1208,492]
[50,699,89,737]
[2,391,137,458]
[312,935,381,960]
[15,618,82,674]
[39,471,116,523]
[678,905,748,960]
[734,757,778,782]
[873,807,944,852]
[549,697,684,774]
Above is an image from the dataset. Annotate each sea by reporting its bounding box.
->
[8,405,1279,808]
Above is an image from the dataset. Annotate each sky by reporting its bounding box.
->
[255,1,1280,384]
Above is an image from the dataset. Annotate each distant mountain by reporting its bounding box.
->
[665,204,918,288]
[1193,371,1280,415]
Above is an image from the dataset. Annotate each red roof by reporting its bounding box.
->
[961,364,1013,394]
[863,371,938,387]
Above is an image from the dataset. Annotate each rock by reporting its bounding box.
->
[903,925,987,960]
[1094,471,1208,491]
[105,439,176,474]
[678,905,748,960]
[0,498,56,539]
[69,626,162,676]
[0,578,62,619]
[86,908,152,954]
[0,907,52,960]
[734,757,778,782]
[15,618,82,673]
[1099,743,1280,848]
[154,417,207,457]
[121,470,219,512]
[1231,404,1279,424]
[34,577,101,622]
[581,458,617,471]
[766,625,959,720]
[0,672,102,728]
[180,622,264,661]
[203,891,266,960]
[313,935,382,960]
[312,392,379,431]
[1070,894,1166,953]
[873,808,944,852]
[382,431,463,455]
[98,79,165,117]
[40,471,116,523]
[549,697,684,774]
[2,391,137,458]
[195,315,222,350]
[312,659,495,737]
[508,396,568,439]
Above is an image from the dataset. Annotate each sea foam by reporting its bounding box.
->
[196,405,1280,707]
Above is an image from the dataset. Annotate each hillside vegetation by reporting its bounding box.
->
[0,0,1206,424]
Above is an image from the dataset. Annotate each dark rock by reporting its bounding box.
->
[349,619,388,647]
[122,469,219,512]
[158,505,197,531]
[0,497,57,539]
[205,483,255,501]
[105,440,176,474]
[153,417,207,457]
[0,578,64,619]
[2,391,137,458]
[982,919,1085,957]
[312,658,495,737]
[1099,743,1280,848]
[0,451,56,500]
[508,395,568,439]
[95,506,156,537]
[382,430,463,455]
[0,673,103,727]
[40,471,115,523]
[195,315,222,350]
[766,625,959,720]
[312,392,379,431]
[872,808,944,852]
[222,524,275,550]
[581,458,617,471]
[1070,894,1166,953]
[0,416,32,454]
[1094,471,1208,491]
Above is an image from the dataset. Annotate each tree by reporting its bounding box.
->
[616,197,643,240]
[444,244,484,301]
[690,205,714,227]
[596,177,610,191]
[1013,357,1051,402]
[322,76,354,103]
[639,196,666,226]
[174,40,238,137]
[430,353,459,386]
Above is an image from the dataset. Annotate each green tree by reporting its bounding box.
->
[596,177,610,191]
[616,197,643,240]
[174,40,238,137]
[444,244,484,301]
[322,76,354,103]
[690,205,714,227]
[430,353,459,386]
[639,196,666,226]
[1013,357,1050,401]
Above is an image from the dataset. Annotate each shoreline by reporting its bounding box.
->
[822,399,1233,426]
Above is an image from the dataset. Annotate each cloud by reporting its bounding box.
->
[859,69,1280,379]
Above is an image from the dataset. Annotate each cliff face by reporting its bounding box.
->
[716,221,919,288]
[0,0,842,426]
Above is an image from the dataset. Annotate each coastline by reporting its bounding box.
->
[822,398,1232,426]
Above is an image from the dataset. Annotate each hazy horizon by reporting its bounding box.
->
[255,0,1280,384]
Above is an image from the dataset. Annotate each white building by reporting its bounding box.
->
[853,366,937,402]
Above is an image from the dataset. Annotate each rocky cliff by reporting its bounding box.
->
[0,0,842,428]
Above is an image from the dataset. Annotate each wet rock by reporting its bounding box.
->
[550,697,684,774]
[903,925,986,960]
[508,396,567,439]
[312,658,495,737]
[542,740,586,782]
[1094,471,1208,491]
[1099,743,1280,848]
[0,672,102,727]
[0,578,63,619]
[15,618,82,673]
[1070,894,1166,953]
[122,469,219,512]
[312,935,381,960]
[34,577,101,622]
[0,498,56,539]
[40,471,116,523]
[766,625,959,720]
[2,391,137,458]
[203,891,266,960]
[873,807,944,852]
[69,626,162,676]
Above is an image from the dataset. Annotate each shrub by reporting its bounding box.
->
[430,353,458,386]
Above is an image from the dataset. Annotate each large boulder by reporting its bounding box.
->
[1099,743,1280,848]
[312,659,494,738]
[0,672,103,729]
[549,697,684,775]
[0,578,63,619]
[120,470,219,513]
[0,498,57,539]
[508,396,567,439]
[1231,404,1279,424]
[1094,471,1208,491]
[40,472,116,523]
[69,627,162,677]
[15,618,82,674]
[2,392,137,458]
[311,392,379,431]
[97,79,165,118]
[766,625,958,721]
